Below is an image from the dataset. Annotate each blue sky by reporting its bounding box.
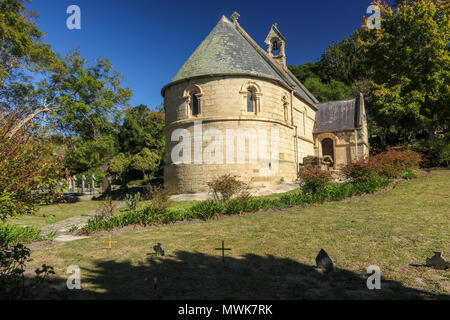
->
[26,0,374,109]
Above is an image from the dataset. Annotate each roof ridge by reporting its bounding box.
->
[316,98,356,105]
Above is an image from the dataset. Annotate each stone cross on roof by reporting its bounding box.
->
[231,11,240,23]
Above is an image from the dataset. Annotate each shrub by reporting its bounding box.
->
[207,174,249,203]
[402,170,417,180]
[0,243,55,299]
[297,167,333,193]
[143,185,171,215]
[125,192,141,211]
[0,224,52,246]
[341,158,378,183]
[411,135,450,168]
[188,200,225,220]
[83,177,391,233]
[370,148,422,178]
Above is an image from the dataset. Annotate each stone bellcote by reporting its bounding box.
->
[265,23,286,68]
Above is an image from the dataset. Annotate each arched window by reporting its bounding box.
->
[191,94,199,116]
[183,85,202,118]
[302,109,306,135]
[247,89,255,113]
[240,82,261,115]
[282,95,289,122]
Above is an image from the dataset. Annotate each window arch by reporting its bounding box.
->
[282,95,289,122]
[240,81,261,115]
[302,107,307,136]
[247,88,256,113]
[183,85,202,118]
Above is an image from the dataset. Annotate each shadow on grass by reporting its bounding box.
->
[32,251,449,300]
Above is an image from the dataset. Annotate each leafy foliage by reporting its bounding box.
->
[82,177,392,233]
[357,0,449,138]
[207,174,249,203]
[297,167,333,193]
[0,243,55,299]
[0,110,64,221]
[342,148,422,182]
[129,148,160,180]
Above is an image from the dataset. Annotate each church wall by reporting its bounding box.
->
[163,75,314,192]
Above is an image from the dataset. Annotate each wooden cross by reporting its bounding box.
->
[103,234,117,249]
[215,240,231,262]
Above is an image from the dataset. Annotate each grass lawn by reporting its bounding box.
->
[11,200,107,229]
[27,170,449,299]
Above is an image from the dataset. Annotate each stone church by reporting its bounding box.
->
[161,14,369,193]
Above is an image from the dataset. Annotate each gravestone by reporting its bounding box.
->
[91,174,96,194]
[315,248,334,272]
[67,177,73,192]
[153,243,165,256]
[426,252,449,270]
[72,176,77,193]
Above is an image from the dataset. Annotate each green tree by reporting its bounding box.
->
[107,153,130,184]
[118,104,165,156]
[63,135,116,174]
[129,148,160,180]
[357,0,449,139]
[0,0,56,91]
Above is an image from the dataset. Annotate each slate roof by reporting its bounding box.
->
[313,94,363,133]
[168,16,317,105]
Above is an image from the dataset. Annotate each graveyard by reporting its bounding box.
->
[17,169,449,299]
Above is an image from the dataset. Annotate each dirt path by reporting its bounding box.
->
[40,201,126,236]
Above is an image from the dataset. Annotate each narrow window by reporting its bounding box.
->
[191,94,199,116]
[247,90,254,113]
[284,104,289,122]
[302,111,306,135]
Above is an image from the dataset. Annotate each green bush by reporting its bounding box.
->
[411,135,450,168]
[207,174,249,203]
[82,178,392,233]
[188,200,225,220]
[297,167,333,193]
[0,224,52,246]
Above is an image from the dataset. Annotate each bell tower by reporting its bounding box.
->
[265,23,286,68]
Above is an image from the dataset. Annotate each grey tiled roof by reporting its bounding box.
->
[170,16,316,104]
[313,96,362,133]
[172,16,283,82]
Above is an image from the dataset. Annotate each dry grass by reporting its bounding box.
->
[27,170,450,299]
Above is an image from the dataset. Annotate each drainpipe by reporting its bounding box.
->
[290,89,299,176]
[354,129,358,160]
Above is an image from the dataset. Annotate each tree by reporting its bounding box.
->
[317,34,367,85]
[129,148,160,180]
[107,153,129,184]
[63,135,116,174]
[0,109,63,222]
[357,0,449,139]
[0,0,57,112]
[38,49,133,141]
[118,104,165,156]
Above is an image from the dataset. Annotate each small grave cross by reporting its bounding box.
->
[103,234,117,249]
[215,240,231,262]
